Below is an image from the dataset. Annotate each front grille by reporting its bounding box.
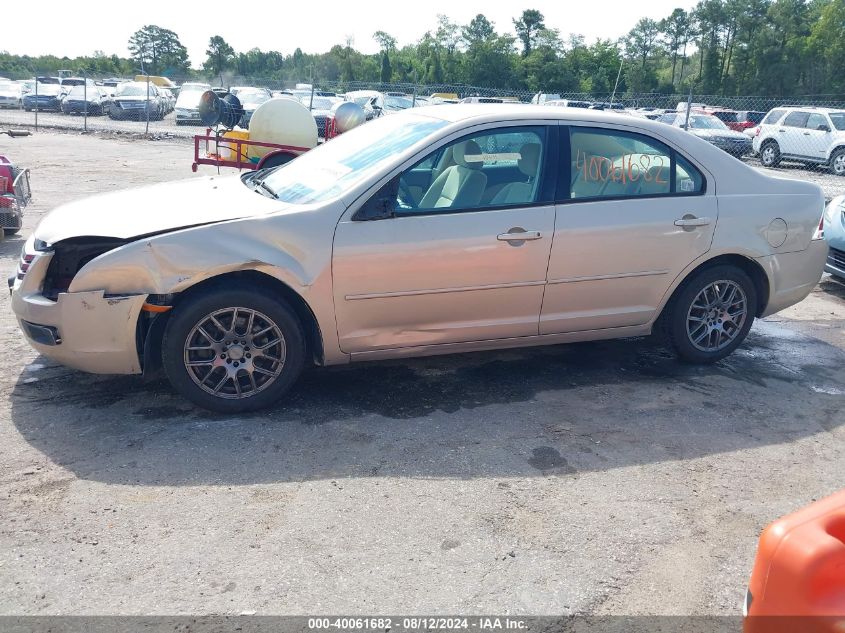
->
[0,212,21,228]
[313,115,327,137]
[831,247,845,269]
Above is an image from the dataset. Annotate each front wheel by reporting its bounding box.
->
[162,286,306,412]
[661,265,757,364]
[759,141,781,168]
[830,149,845,177]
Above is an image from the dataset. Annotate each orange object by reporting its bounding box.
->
[744,490,845,632]
[141,303,172,313]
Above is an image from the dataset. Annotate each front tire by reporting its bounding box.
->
[661,265,757,364]
[162,286,306,413]
[759,141,781,168]
[830,148,845,177]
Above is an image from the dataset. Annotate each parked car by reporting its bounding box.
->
[823,195,845,280]
[61,84,111,115]
[158,88,176,114]
[709,109,766,133]
[531,92,561,105]
[460,96,504,104]
[109,82,164,120]
[174,82,212,125]
[0,81,22,109]
[659,111,753,157]
[235,88,273,128]
[299,95,341,137]
[22,84,64,112]
[743,490,845,631]
[10,106,827,412]
[544,99,593,109]
[753,106,845,175]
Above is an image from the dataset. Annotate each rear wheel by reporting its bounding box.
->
[162,286,306,413]
[830,149,845,176]
[661,265,757,364]
[759,141,781,168]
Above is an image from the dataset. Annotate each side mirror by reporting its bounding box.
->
[818,124,831,132]
[353,177,398,221]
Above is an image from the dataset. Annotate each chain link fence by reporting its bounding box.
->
[2,74,844,196]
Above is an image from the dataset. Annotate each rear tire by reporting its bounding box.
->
[660,265,757,364]
[162,285,306,413]
[759,141,781,168]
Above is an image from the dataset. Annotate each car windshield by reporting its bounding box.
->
[829,113,845,131]
[260,114,447,204]
[35,84,61,95]
[239,91,270,105]
[181,84,210,94]
[300,96,335,110]
[116,83,153,97]
[384,96,413,110]
[712,111,739,123]
[67,85,90,97]
[688,114,729,130]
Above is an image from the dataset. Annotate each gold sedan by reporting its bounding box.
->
[11,106,828,411]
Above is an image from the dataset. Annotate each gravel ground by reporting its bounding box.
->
[0,132,843,617]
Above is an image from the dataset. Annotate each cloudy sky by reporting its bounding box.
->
[6,1,695,65]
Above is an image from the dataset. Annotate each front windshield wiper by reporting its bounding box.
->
[243,169,277,199]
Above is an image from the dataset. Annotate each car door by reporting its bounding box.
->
[801,113,832,162]
[778,111,810,156]
[540,124,717,334]
[332,124,557,354]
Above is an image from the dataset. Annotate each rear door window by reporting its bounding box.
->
[567,127,704,200]
[762,109,786,125]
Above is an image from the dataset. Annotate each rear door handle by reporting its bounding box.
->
[498,229,542,241]
[674,216,711,227]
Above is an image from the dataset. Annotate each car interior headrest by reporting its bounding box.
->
[453,140,483,169]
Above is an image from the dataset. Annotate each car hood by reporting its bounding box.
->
[176,93,203,108]
[690,128,748,140]
[35,175,283,244]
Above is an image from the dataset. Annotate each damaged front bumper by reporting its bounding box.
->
[10,250,147,374]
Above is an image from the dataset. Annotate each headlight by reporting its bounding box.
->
[825,195,845,226]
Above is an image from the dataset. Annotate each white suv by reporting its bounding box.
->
[753,107,845,175]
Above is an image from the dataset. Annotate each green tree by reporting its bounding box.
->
[380,50,392,82]
[462,14,495,45]
[127,25,189,75]
[513,9,546,56]
[204,35,235,79]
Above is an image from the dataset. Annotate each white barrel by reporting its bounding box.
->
[247,97,318,159]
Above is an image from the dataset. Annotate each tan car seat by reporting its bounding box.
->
[490,143,541,205]
[418,140,487,209]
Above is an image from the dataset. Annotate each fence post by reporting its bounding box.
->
[309,84,314,111]
[34,77,38,131]
[83,73,88,132]
[145,74,151,135]
[683,83,694,130]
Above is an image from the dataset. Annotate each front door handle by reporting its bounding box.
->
[497,228,542,242]
[674,216,711,227]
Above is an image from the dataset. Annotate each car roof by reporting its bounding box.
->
[777,105,845,113]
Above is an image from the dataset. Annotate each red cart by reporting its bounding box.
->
[191,118,342,173]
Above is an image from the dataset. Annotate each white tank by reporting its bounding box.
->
[247,97,319,159]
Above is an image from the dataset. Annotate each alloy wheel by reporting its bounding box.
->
[183,307,286,399]
[686,280,748,353]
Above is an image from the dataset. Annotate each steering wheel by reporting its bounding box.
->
[398,178,419,210]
